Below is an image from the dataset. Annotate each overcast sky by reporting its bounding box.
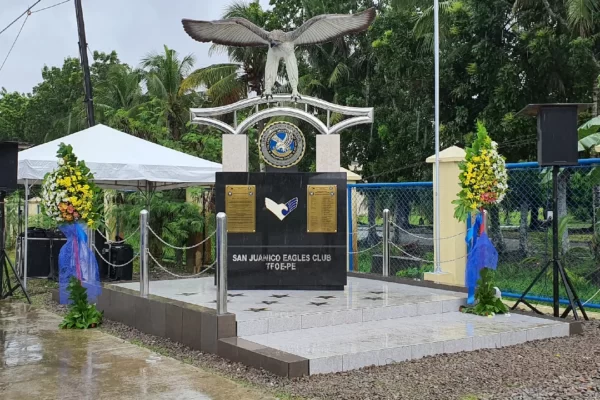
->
[0,0,271,94]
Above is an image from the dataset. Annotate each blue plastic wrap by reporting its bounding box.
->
[465,212,498,304]
[58,223,102,304]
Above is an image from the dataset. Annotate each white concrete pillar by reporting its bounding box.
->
[316,135,340,172]
[222,135,248,172]
[423,146,467,286]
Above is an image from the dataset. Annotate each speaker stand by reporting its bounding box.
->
[0,249,30,303]
[511,166,588,320]
[0,191,30,303]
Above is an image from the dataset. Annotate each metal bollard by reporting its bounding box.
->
[140,210,149,298]
[216,212,228,315]
[383,209,390,277]
[481,209,488,235]
[88,227,95,251]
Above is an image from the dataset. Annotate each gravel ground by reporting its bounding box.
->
[20,287,600,400]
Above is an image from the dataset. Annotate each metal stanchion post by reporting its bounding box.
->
[140,210,149,298]
[481,209,488,234]
[383,209,390,277]
[216,212,228,315]
[88,227,94,251]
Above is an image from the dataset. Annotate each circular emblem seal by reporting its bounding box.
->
[259,121,306,168]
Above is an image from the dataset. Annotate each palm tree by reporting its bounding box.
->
[512,0,599,37]
[141,45,197,140]
[95,64,143,115]
[180,63,247,106]
[180,1,270,104]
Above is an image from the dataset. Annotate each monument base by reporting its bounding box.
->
[216,172,347,290]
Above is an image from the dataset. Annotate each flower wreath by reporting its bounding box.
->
[41,143,99,227]
[453,122,508,222]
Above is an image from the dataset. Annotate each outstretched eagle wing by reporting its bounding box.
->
[182,18,270,47]
[283,198,298,215]
[282,132,294,148]
[287,8,375,46]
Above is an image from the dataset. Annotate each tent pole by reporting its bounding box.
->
[23,180,29,289]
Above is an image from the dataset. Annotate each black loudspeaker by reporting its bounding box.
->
[0,142,18,191]
[536,105,579,167]
[101,243,134,281]
[19,229,66,279]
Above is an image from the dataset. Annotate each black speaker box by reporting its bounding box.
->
[20,229,66,279]
[0,141,18,191]
[537,106,579,167]
[101,243,134,281]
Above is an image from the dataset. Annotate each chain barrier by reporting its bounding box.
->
[147,226,216,250]
[388,241,474,264]
[348,241,382,255]
[92,244,139,268]
[390,221,466,241]
[147,250,216,278]
[96,227,140,244]
[356,223,380,231]
[583,289,600,306]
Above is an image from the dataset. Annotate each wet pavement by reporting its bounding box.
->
[0,302,273,400]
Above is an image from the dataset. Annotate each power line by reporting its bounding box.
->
[31,0,72,14]
[0,0,41,37]
[0,15,29,75]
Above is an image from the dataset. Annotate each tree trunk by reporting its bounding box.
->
[594,186,600,237]
[489,206,506,253]
[557,170,569,254]
[519,201,529,255]
[392,203,410,243]
[367,192,378,245]
[529,202,542,230]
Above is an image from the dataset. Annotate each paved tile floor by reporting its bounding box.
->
[115,277,571,375]
[0,302,273,400]
[116,277,467,335]
[241,311,570,374]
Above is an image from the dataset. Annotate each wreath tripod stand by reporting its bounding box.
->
[511,166,587,320]
[0,190,30,303]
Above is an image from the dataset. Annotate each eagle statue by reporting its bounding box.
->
[182,8,375,101]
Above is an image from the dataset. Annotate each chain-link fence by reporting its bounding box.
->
[348,160,600,309]
[348,182,435,279]
[493,159,600,308]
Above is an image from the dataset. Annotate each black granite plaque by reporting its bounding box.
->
[216,172,347,290]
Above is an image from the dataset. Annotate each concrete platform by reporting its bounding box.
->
[241,311,570,374]
[117,277,466,336]
[114,276,572,376]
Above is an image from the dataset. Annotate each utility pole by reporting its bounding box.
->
[74,0,95,127]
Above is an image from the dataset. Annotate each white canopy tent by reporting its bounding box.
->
[17,124,222,287]
[18,124,221,189]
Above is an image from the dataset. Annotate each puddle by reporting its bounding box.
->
[0,302,273,400]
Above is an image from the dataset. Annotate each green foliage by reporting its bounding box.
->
[107,190,204,260]
[1,0,600,185]
[462,268,509,316]
[59,277,103,329]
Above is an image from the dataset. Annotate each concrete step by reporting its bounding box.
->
[240,311,571,375]
[236,296,466,336]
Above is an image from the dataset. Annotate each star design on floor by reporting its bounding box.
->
[247,307,268,312]
[310,302,328,306]
[270,294,289,299]
[262,301,278,305]
[363,296,383,301]
[228,293,244,297]
[177,292,198,296]
[369,291,384,295]
[316,296,335,299]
